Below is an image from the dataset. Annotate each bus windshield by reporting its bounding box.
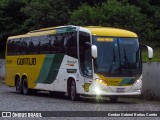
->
[93,36,142,77]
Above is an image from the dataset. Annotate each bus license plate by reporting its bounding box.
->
[116,88,125,92]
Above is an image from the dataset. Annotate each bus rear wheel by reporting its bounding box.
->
[16,77,22,94]
[22,78,29,95]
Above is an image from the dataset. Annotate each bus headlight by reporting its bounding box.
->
[134,76,142,85]
[96,78,108,86]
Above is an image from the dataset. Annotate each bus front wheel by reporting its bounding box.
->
[70,80,79,101]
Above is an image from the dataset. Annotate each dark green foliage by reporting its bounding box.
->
[0,0,26,58]
[0,0,160,59]
[21,0,70,31]
[69,0,160,49]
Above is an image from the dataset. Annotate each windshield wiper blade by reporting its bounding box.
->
[108,47,116,76]
[124,47,127,64]
[113,47,116,63]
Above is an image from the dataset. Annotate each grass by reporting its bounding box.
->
[142,49,160,62]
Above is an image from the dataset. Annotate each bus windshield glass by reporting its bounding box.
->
[93,36,142,77]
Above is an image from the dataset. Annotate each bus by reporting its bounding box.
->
[5,25,153,102]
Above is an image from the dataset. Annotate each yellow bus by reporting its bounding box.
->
[5,25,153,102]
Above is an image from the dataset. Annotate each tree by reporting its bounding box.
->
[69,4,100,25]
[69,0,146,30]
[22,0,70,31]
[0,0,26,58]
[0,0,26,40]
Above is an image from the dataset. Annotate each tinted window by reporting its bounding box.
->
[64,32,77,58]
[20,38,28,54]
[31,36,40,54]
[79,32,92,77]
[7,32,77,56]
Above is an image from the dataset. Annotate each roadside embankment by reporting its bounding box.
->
[0,59,5,83]
[142,62,160,100]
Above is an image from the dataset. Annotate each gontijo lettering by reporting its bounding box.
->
[17,58,36,65]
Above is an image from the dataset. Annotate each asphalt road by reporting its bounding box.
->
[0,83,160,120]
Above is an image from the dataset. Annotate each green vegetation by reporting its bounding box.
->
[0,0,160,61]
[142,49,160,62]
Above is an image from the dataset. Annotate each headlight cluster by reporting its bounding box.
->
[134,76,142,85]
[96,78,108,86]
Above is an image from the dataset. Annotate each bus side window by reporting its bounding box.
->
[20,38,27,55]
[47,35,52,53]
[7,40,12,55]
[49,35,56,53]
[54,34,65,53]
[65,32,78,58]
[32,36,40,54]
[10,40,16,55]
[14,38,21,55]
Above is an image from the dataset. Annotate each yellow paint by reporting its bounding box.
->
[83,83,91,92]
[97,38,113,42]
[5,55,45,88]
[85,27,138,37]
[97,74,126,86]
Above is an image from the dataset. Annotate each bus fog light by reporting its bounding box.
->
[95,88,101,95]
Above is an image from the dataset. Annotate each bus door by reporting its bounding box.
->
[79,31,93,93]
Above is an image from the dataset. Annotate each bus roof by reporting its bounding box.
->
[85,26,138,37]
[8,25,138,40]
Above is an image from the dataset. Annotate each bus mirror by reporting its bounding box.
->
[92,45,97,58]
[147,46,153,59]
[140,44,153,59]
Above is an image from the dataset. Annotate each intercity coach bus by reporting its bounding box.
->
[5,25,153,102]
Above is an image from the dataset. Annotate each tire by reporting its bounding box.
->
[109,96,118,103]
[16,77,22,94]
[22,78,29,95]
[70,80,79,101]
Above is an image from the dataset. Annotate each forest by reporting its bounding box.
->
[0,0,160,58]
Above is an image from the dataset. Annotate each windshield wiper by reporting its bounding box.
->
[117,38,122,73]
[121,46,128,69]
[113,47,116,63]
[124,47,127,64]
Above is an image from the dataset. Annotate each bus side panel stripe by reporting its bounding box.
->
[35,54,64,84]
[44,53,64,84]
[35,55,54,83]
